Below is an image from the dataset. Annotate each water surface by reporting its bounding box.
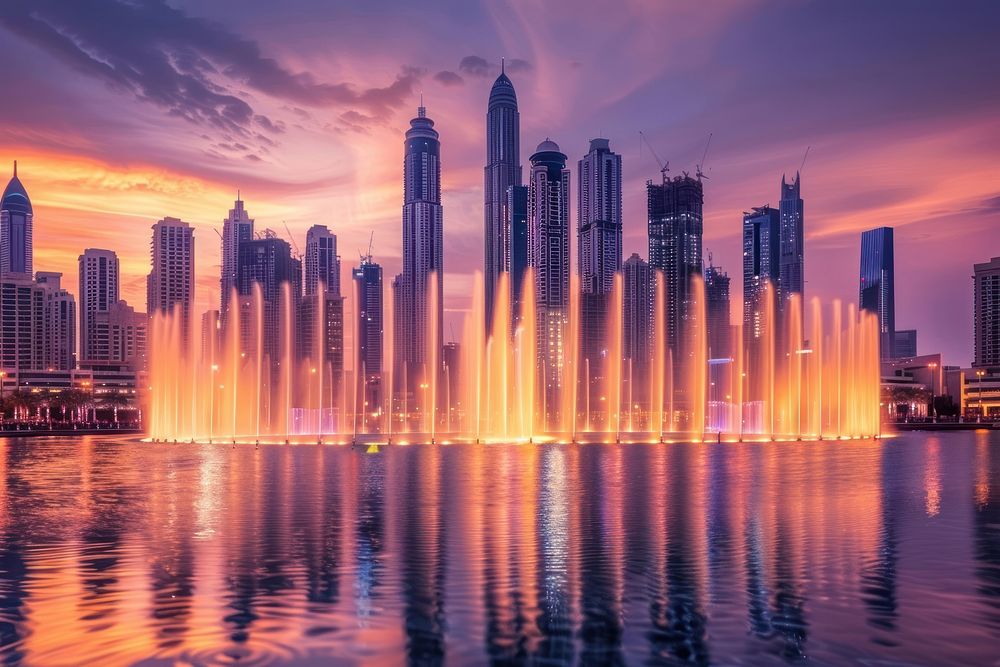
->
[0,433,997,665]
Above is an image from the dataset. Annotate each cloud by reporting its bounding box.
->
[506,58,532,73]
[0,0,421,136]
[459,55,492,77]
[434,70,464,87]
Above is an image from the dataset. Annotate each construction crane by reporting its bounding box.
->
[639,130,669,182]
[696,132,713,181]
[799,145,811,173]
[282,221,301,259]
[359,231,374,264]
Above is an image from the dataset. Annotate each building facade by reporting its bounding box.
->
[647,174,703,350]
[894,329,918,359]
[0,277,44,370]
[778,173,804,310]
[506,185,529,328]
[705,262,731,359]
[484,65,522,330]
[860,226,896,360]
[147,217,194,348]
[304,225,341,297]
[354,257,383,377]
[37,272,76,371]
[220,196,254,325]
[237,236,302,365]
[399,103,444,376]
[973,256,1000,368]
[622,253,651,366]
[528,139,571,396]
[79,249,120,363]
[742,206,781,341]
[578,138,622,295]
[1,162,32,278]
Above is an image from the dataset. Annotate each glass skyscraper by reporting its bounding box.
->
[859,226,895,359]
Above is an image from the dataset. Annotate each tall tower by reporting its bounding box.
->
[484,61,521,330]
[778,173,804,310]
[1,161,33,278]
[528,139,570,396]
[647,174,704,350]
[354,254,384,377]
[400,102,444,372]
[742,206,781,341]
[578,138,622,295]
[304,224,341,296]
[506,185,529,327]
[220,195,254,324]
[973,256,1000,368]
[147,217,194,349]
[238,236,301,365]
[79,249,120,362]
[859,226,895,359]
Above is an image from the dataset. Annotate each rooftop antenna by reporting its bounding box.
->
[501,56,505,75]
[696,132,713,181]
[282,221,301,258]
[12,160,16,178]
[418,93,425,118]
[639,130,669,182]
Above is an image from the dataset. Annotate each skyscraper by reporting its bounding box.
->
[79,248,120,363]
[778,173,804,309]
[354,255,384,377]
[578,138,622,295]
[528,139,570,393]
[484,63,522,330]
[220,195,254,324]
[742,206,781,341]
[237,236,302,364]
[399,102,444,374]
[647,174,703,350]
[859,226,896,360]
[304,225,341,297]
[1,161,32,277]
[147,217,194,348]
[705,261,731,359]
[622,253,651,365]
[973,256,1000,368]
[37,272,76,370]
[506,185,529,327]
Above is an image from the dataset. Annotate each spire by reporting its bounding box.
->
[418,93,426,118]
[501,56,505,75]
[237,188,241,202]
[12,161,16,178]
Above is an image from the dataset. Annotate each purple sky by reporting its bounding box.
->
[0,0,998,366]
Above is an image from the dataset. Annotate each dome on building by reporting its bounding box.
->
[1,162,31,215]
[535,138,561,154]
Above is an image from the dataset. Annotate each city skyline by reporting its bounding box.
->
[0,1,998,368]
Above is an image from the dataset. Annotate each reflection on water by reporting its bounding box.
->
[0,433,998,665]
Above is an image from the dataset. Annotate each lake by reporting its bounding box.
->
[0,432,997,665]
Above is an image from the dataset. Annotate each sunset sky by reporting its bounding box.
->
[1,0,998,366]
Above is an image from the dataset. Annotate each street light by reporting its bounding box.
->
[976,369,986,422]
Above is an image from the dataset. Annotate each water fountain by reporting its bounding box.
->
[148,273,881,443]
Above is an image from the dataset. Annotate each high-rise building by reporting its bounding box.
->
[36,272,76,370]
[79,249,120,363]
[622,253,651,365]
[220,195,254,324]
[304,225,341,297]
[894,329,918,359]
[297,292,344,385]
[0,162,32,278]
[237,236,302,365]
[778,173,804,310]
[705,262,731,359]
[647,174,703,350]
[200,309,220,362]
[578,138,622,295]
[399,103,444,375]
[147,217,194,348]
[859,226,895,360]
[973,256,1000,368]
[354,256,383,377]
[528,139,570,395]
[484,63,522,329]
[506,185,529,327]
[0,277,44,370]
[742,206,781,341]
